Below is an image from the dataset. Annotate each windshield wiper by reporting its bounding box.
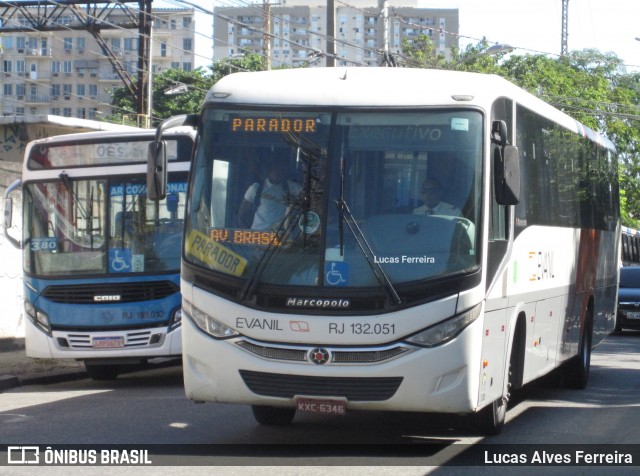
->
[335,157,401,306]
[238,194,308,301]
[239,134,320,302]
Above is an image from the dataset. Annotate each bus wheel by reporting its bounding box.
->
[251,405,296,426]
[474,341,517,435]
[85,363,120,381]
[474,392,507,436]
[564,307,593,389]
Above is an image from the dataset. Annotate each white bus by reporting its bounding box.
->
[4,128,195,380]
[149,68,619,434]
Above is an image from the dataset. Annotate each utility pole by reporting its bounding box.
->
[561,0,569,56]
[326,0,335,67]
[263,0,271,70]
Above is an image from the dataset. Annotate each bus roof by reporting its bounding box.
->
[25,126,195,147]
[207,67,614,151]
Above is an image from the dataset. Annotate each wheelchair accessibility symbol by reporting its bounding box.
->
[109,248,132,273]
[325,261,349,286]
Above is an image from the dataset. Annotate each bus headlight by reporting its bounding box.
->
[24,300,52,336]
[183,299,239,339]
[404,303,481,347]
[169,307,182,331]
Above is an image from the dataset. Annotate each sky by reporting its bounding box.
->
[426,0,640,71]
[162,0,640,72]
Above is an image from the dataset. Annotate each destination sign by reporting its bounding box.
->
[231,117,317,133]
[210,228,283,246]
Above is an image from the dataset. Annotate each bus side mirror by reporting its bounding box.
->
[494,145,520,205]
[147,141,167,201]
[147,113,198,202]
[3,179,22,248]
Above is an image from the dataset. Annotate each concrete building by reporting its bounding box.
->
[0,7,195,125]
[213,0,458,67]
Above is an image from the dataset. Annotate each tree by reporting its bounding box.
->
[110,67,212,126]
[207,52,267,83]
[399,40,640,228]
[111,53,268,127]
[500,50,640,228]
[398,34,449,69]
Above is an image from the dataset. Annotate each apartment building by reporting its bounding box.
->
[0,7,195,121]
[213,0,458,67]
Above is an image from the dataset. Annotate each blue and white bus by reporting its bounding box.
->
[4,128,194,379]
[149,68,619,434]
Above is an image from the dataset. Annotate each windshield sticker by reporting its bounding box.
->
[109,182,187,197]
[298,212,321,234]
[30,237,58,252]
[325,261,349,286]
[109,248,132,273]
[451,118,469,131]
[186,229,247,276]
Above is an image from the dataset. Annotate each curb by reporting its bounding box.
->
[0,359,181,393]
[0,368,88,392]
[0,374,19,391]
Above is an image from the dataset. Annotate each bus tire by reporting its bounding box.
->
[474,395,507,436]
[251,405,296,426]
[474,352,515,435]
[564,305,593,390]
[85,363,120,381]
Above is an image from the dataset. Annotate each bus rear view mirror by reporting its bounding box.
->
[3,178,22,248]
[147,141,167,201]
[494,145,520,205]
[147,114,198,202]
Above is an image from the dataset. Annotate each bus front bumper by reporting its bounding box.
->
[182,316,485,415]
[25,318,182,361]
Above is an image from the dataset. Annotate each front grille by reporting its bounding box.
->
[60,330,159,349]
[332,347,409,363]
[239,370,403,401]
[42,280,179,304]
[235,340,410,364]
[236,341,307,361]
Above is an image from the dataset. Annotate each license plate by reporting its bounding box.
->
[92,336,125,348]
[295,397,347,415]
[627,312,640,320]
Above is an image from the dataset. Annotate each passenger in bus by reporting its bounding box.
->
[413,178,461,216]
[238,160,302,231]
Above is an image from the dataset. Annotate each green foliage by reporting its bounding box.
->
[398,38,640,228]
[110,53,268,127]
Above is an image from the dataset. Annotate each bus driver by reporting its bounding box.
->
[238,160,302,231]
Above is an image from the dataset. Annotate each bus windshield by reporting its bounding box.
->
[186,108,483,290]
[23,175,187,276]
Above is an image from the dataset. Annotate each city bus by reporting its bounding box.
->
[3,128,195,380]
[148,68,619,434]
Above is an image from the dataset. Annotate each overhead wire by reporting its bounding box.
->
[2,1,639,123]
[0,1,209,119]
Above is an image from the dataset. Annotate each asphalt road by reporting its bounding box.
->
[1,332,640,475]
